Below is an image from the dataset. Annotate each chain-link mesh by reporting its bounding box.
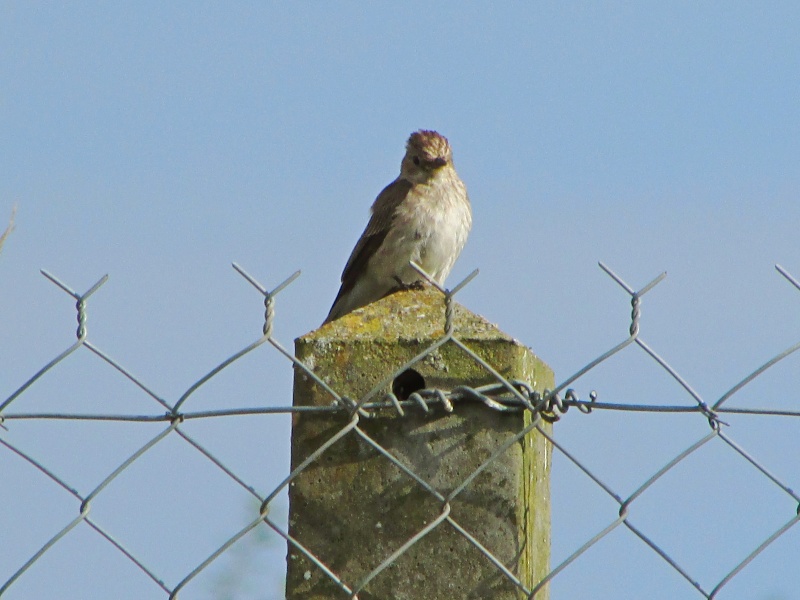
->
[2,262,799,598]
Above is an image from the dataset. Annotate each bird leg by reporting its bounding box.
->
[387,276,428,296]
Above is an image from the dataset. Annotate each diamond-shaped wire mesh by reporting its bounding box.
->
[2,262,799,599]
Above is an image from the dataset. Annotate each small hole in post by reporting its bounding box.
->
[392,369,426,401]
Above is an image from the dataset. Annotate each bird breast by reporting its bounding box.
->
[377,172,471,285]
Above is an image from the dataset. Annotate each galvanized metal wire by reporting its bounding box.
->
[2,261,799,599]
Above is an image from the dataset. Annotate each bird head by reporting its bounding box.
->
[401,130,453,183]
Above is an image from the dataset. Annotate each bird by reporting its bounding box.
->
[324,130,472,324]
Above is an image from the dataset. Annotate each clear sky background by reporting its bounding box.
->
[2,2,799,599]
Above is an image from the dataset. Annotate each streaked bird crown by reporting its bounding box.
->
[406,130,452,166]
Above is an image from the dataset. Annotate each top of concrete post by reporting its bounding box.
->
[307,286,523,344]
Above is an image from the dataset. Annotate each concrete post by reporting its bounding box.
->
[287,287,553,599]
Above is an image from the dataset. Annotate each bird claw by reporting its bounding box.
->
[391,276,427,293]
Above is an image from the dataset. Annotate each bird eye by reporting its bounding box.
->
[412,156,420,166]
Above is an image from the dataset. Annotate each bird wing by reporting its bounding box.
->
[327,178,413,316]
[340,178,412,285]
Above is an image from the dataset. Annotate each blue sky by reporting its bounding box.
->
[2,3,799,599]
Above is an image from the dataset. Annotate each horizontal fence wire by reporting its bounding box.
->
[2,261,799,599]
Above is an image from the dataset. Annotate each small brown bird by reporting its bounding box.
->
[324,130,472,323]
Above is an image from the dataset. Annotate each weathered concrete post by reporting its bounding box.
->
[287,287,553,599]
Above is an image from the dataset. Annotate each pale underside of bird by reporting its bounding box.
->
[324,130,472,324]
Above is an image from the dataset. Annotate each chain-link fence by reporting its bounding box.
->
[2,262,799,599]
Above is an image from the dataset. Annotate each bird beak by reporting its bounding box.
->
[431,157,447,168]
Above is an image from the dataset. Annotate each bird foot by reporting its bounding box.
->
[388,277,428,295]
